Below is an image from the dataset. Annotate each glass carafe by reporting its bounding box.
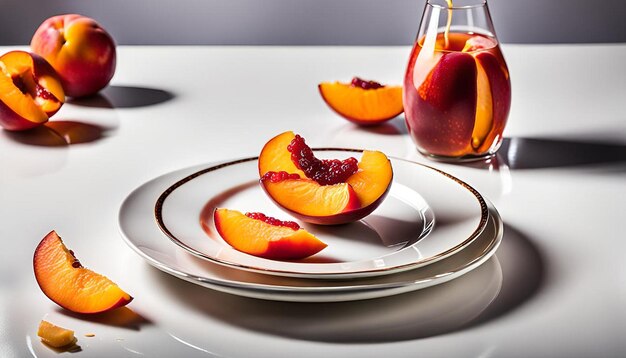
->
[403,0,511,161]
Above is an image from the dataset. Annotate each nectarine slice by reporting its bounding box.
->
[471,55,494,151]
[414,52,478,156]
[473,51,511,153]
[0,51,65,131]
[319,78,403,125]
[33,231,132,314]
[38,320,76,348]
[214,208,326,260]
[461,38,499,152]
[258,131,393,224]
[458,40,511,153]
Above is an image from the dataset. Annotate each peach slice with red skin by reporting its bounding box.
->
[33,231,133,314]
[214,208,327,260]
[319,78,403,125]
[259,131,393,225]
[473,51,511,153]
[0,51,65,131]
[412,52,478,157]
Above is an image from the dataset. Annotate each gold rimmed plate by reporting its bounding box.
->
[154,150,488,279]
[118,160,502,301]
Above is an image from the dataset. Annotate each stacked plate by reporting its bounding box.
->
[119,150,503,302]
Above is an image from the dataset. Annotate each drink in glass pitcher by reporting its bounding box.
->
[403,0,511,161]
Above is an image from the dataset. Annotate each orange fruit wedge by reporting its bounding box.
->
[214,208,326,260]
[319,78,403,125]
[259,131,393,224]
[33,231,133,314]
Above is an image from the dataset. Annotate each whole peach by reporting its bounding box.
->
[31,14,116,98]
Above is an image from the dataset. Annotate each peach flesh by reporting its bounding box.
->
[38,320,76,348]
[259,131,305,178]
[33,231,132,314]
[261,178,360,217]
[318,82,404,125]
[346,150,393,208]
[474,51,511,153]
[214,208,327,260]
[0,51,64,131]
[258,131,393,224]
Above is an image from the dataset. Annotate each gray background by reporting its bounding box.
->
[1,0,625,45]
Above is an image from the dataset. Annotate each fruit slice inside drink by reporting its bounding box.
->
[403,31,511,159]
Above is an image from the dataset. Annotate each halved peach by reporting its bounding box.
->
[319,77,403,125]
[258,131,393,224]
[214,208,327,260]
[0,51,65,131]
[33,231,132,314]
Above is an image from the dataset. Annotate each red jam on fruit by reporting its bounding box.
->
[261,171,301,183]
[12,75,58,101]
[287,135,358,186]
[351,77,384,90]
[36,85,58,101]
[245,212,301,231]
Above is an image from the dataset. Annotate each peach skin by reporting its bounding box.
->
[31,14,116,97]
[33,231,133,314]
[0,50,65,131]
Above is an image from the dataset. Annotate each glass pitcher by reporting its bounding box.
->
[403,0,511,161]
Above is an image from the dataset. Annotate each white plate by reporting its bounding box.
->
[155,150,489,279]
[119,163,503,302]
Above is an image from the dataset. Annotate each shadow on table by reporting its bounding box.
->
[462,224,546,329]
[2,93,119,147]
[3,120,114,147]
[153,223,544,343]
[56,307,152,331]
[494,137,626,170]
[352,116,408,136]
[68,85,174,108]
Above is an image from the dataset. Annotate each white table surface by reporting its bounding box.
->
[1,44,625,357]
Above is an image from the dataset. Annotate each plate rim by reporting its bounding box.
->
[153,149,489,278]
[118,162,502,302]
